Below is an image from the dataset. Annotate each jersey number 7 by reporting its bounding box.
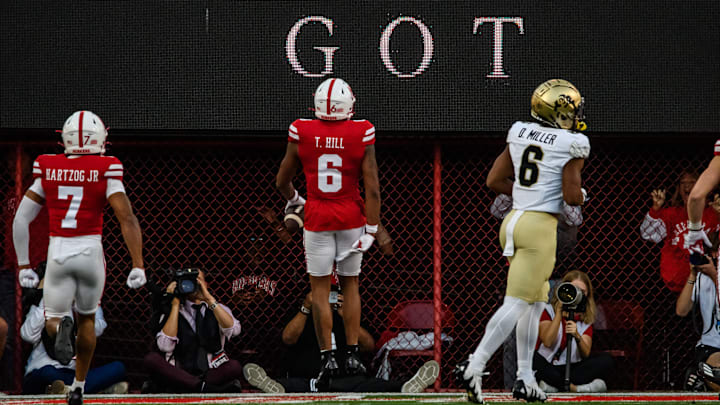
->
[58,186,84,229]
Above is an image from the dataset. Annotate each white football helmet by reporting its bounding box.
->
[61,110,108,155]
[314,78,355,120]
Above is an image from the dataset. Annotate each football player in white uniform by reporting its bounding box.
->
[456,79,590,403]
[685,139,720,309]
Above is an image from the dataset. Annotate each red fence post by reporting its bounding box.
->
[432,143,442,390]
[14,144,23,393]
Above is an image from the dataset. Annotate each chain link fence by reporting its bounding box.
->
[0,137,713,392]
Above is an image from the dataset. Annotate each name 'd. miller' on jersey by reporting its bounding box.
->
[46,168,100,183]
[315,137,345,149]
[518,128,557,146]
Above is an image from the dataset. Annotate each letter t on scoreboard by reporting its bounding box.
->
[473,17,524,78]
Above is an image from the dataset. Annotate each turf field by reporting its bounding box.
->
[2,392,718,405]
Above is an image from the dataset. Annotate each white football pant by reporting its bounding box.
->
[43,235,105,318]
[304,227,364,277]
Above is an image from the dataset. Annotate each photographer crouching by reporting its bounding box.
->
[676,252,720,392]
[533,270,613,393]
[143,268,244,393]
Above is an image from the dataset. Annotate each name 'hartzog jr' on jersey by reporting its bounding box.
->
[507,121,591,214]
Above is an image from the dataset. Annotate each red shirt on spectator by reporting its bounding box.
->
[641,205,719,292]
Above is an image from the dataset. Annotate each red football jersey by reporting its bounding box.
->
[33,154,123,237]
[288,118,375,231]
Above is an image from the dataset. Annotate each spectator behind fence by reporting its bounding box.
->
[142,268,244,393]
[533,270,613,393]
[0,267,12,366]
[676,254,720,392]
[242,286,439,393]
[21,279,127,394]
[640,170,720,292]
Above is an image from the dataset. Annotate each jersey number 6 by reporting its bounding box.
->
[318,154,343,193]
[519,145,544,187]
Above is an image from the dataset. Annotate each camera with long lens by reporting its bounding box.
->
[174,268,200,297]
[556,282,587,313]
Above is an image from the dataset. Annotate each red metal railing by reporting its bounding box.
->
[433,144,443,391]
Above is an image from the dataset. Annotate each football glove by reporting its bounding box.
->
[349,224,378,253]
[19,268,39,288]
[684,229,712,254]
[127,268,147,289]
[336,224,378,261]
[285,190,306,213]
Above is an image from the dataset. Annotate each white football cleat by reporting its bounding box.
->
[454,359,487,404]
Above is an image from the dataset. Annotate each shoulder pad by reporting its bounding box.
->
[569,136,590,159]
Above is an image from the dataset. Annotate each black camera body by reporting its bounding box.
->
[174,268,200,297]
[556,282,587,313]
[689,252,709,266]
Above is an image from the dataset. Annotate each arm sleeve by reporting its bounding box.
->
[362,122,376,146]
[32,158,42,179]
[13,196,44,266]
[218,304,242,339]
[156,331,179,353]
[640,213,666,243]
[28,177,45,199]
[104,158,124,181]
[288,121,300,144]
[569,135,591,159]
[20,305,45,344]
[490,194,513,219]
[106,178,126,198]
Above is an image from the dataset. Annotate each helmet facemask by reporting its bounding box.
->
[531,79,587,131]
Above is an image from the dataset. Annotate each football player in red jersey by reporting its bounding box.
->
[12,111,145,405]
[686,139,720,309]
[276,78,381,390]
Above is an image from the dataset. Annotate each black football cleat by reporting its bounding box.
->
[316,351,340,392]
[512,379,547,402]
[67,387,82,405]
[699,361,720,385]
[55,316,75,366]
[344,347,367,376]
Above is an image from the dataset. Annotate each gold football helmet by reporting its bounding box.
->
[531,79,586,131]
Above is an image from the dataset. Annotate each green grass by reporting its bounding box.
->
[7,393,717,405]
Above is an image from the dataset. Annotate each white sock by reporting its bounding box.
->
[516,301,544,382]
[468,296,530,373]
[70,379,85,393]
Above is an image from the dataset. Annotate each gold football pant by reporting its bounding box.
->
[499,210,558,303]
